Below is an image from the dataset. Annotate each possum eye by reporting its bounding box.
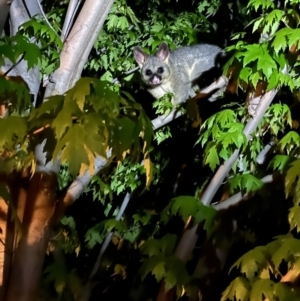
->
[145,69,152,76]
[157,67,164,74]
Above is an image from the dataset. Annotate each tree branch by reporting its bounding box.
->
[201,88,278,206]
[213,173,277,211]
[44,0,115,98]
[60,0,81,41]
[0,0,11,36]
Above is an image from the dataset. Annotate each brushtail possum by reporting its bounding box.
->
[134,42,222,105]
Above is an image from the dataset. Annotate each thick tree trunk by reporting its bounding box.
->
[0,197,8,299]
[6,172,58,301]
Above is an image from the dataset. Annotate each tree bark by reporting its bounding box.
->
[6,172,58,301]
[0,197,8,299]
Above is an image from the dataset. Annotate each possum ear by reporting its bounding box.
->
[134,47,148,68]
[156,42,170,62]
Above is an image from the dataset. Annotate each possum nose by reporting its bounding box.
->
[151,75,161,85]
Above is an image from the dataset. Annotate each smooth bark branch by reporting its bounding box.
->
[256,140,275,165]
[7,0,41,103]
[90,192,131,279]
[62,155,109,208]
[152,76,229,130]
[0,0,10,36]
[152,110,184,130]
[213,174,276,211]
[44,0,115,98]
[61,0,80,41]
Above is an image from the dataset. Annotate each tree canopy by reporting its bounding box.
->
[0,0,300,301]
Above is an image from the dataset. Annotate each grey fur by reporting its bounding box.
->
[134,42,222,105]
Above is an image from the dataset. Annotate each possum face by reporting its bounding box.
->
[134,42,172,87]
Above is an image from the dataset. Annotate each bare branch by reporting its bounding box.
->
[213,173,276,211]
[60,0,81,41]
[44,0,115,98]
[256,141,275,165]
[0,0,11,36]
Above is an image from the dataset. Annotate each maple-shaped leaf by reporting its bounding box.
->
[250,279,274,301]
[165,257,190,286]
[160,234,177,256]
[0,116,28,151]
[101,219,124,233]
[140,239,161,257]
[243,44,264,67]
[170,196,198,222]
[29,95,64,121]
[23,42,41,69]
[268,155,293,172]
[195,203,217,237]
[152,261,166,282]
[214,109,237,127]
[51,106,74,140]
[271,28,292,54]
[291,258,300,277]
[164,270,177,292]
[139,254,165,280]
[271,236,300,268]
[278,132,300,153]
[267,70,280,90]
[221,276,250,301]
[249,71,262,88]
[228,174,263,194]
[204,144,220,171]
[274,282,299,301]
[67,77,92,112]
[85,227,103,249]
[257,50,277,79]
[239,67,251,83]
[230,246,269,279]
[285,159,300,198]
[288,29,300,49]
[112,117,136,152]
[123,227,141,243]
[44,262,68,295]
[288,206,300,232]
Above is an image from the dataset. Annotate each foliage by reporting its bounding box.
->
[3,0,300,300]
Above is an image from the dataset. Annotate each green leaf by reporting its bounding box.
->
[272,28,293,54]
[285,159,300,198]
[194,203,217,237]
[152,261,166,282]
[204,144,220,171]
[243,45,263,67]
[230,246,269,279]
[288,206,300,232]
[268,155,292,172]
[170,196,198,222]
[228,174,263,194]
[221,276,250,301]
[160,234,177,256]
[274,282,299,301]
[250,279,275,301]
[272,236,300,268]
[141,239,161,257]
